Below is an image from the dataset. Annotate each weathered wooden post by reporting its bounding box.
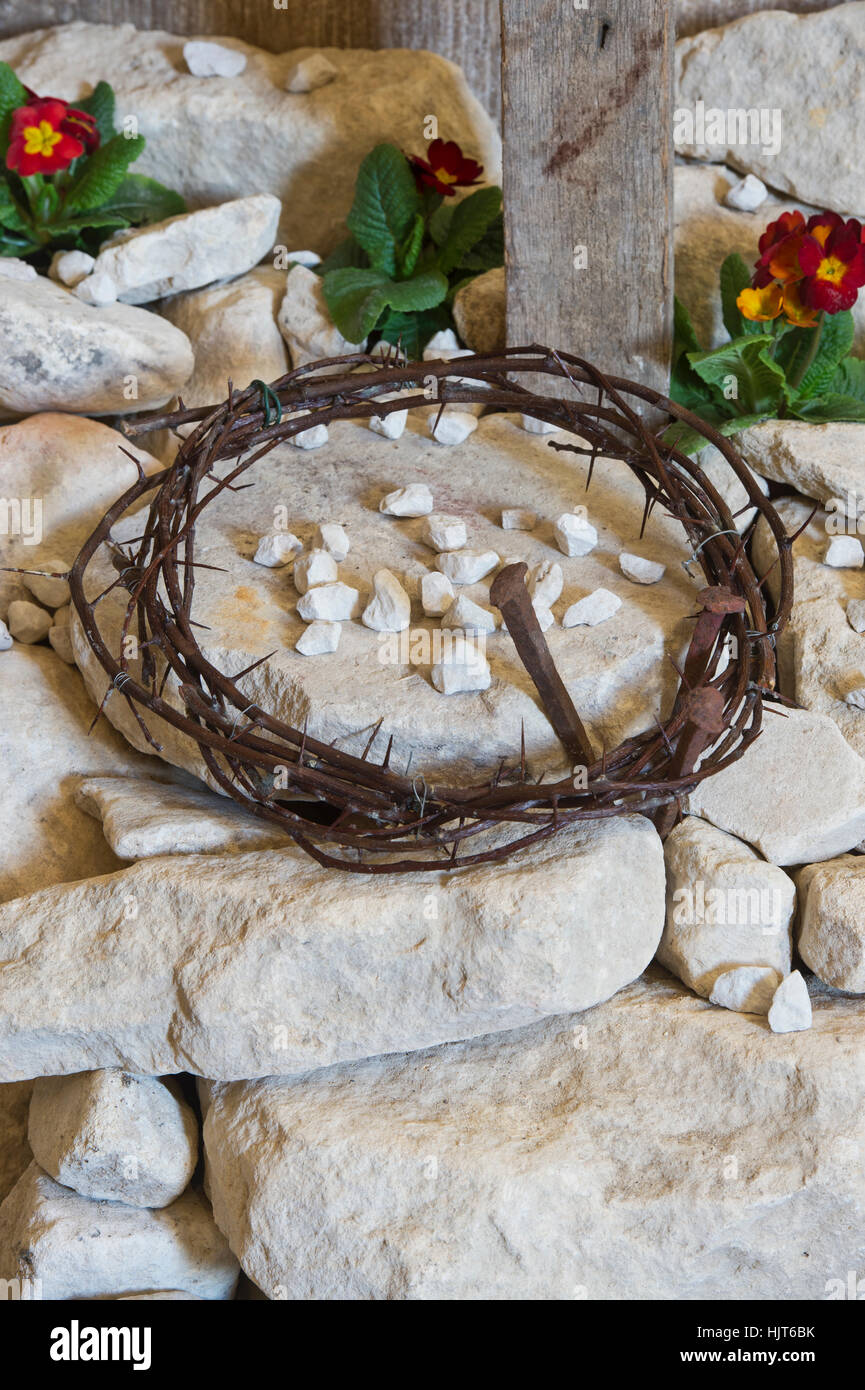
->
[501,0,674,393]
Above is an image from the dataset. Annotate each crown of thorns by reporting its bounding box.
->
[66,346,795,873]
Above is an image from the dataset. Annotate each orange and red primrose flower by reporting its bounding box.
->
[6,96,99,177]
[738,208,865,326]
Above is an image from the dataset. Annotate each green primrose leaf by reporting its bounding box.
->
[74,81,118,142]
[828,356,865,402]
[96,173,185,224]
[790,393,865,423]
[436,185,502,275]
[719,253,763,339]
[346,144,421,277]
[688,334,789,416]
[398,211,425,279]
[376,303,453,358]
[317,236,370,275]
[63,132,146,215]
[323,265,448,343]
[0,62,27,151]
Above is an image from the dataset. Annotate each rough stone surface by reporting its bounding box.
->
[7,600,51,645]
[202,967,865,1300]
[92,196,280,305]
[183,39,247,78]
[739,422,865,513]
[0,277,193,416]
[688,705,865,865]
[768,971,812,1034]
[71,413,696,787]
[659,816,794,998]
[431,633,491,694]
[709,965,781,1015]
[28,1070,199,1208]
[0,25,500,255]
[0,1163,237,1300]
[0,647,161,904]
[278,264,361,367]
[75,776,287,859]
[675,7,865,217]
[0,1082,32,1204]
[0,816,665,1083]
[452,267,505,353]
[797,856,865,993]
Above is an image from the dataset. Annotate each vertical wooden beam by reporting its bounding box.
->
[501,0,673,392]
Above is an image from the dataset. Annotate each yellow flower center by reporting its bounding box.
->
[22,120,62,158]
[817,255,848,285]
[433,166,459,185]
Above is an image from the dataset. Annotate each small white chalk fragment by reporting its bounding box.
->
[534,605,555,633]
[75,272,118,307]
[51,250,94,286]
[253,533,302,568]
[317,523,350,562]
[286,250,321,268]
[724,173,767,212]
[768,970,812,1034]
[7,600,51,645]
[709,966,782,1016]
[562,587,622,628]
[619,552,665,585]
[423,329,461,358]
[0,619,12,651]
[294,548,338,595]
[429,410,478,446]
[441,595,498,634]
[362,569,411,633]
[421,572,454,616]
[529,560,563,609]
[554,513,598,558]
[184,40,247,77]
[296,621,341,656]
[285,54,338,92]
[380,483,433,517]
[436,550,499,585]
[824,535,864,569]
[421,514,467,552]
[0,257,37,282]
[431,635,491,695]
[501,508,536,531]
[290,412,328,449]
[519,413,559,435]
[847,599,865,633]
[369,409,407,440]
[846,685,865,711]
[296,583,361,622]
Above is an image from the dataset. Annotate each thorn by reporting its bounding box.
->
[520,720,526,781]
[117,444,148,482]
[382,734,394,770]
[361,717,383,762]
[787,500,821,546]
[232,649,277,681]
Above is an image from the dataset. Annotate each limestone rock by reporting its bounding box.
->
[0,816,665,1082]
[28,1071,198,1208]
[0,1163,237,1300]
[724,173,767,212]
[421,515,467,552]
[183,39,247,78]
[293,548,337,594]
[824,535,863,569]
[21,556,70,610]
[0,647,159,903]
[361,569,411,632]
[659,816,793,997]
[253,532,301,568]
[317,523,349,561]
[50,249,94,287]
[739,421,865,513]
[441,595,497,634]
[370,408,407,440]
[380,483,433,517]
[431,633,492,695]
[285,53,338,93]
[428,410,478,446]
[0,1082,32,1204]
[0,277,193,415]
[435,550,498,584]
[7,600,51,645]
[0,257,36,281]
[278,264,361,368]
[75,271,118,307]
[620,552,665,585]
[296,620,341,656]
[554,513,597,557]
[562,588,622,628]
[797,856,865,993]
[675,7,865,216]
[688,705,865,865]
[452,267,505,354]
[296,581,361,622]
[202,967,865,1300]
[421,571,454,616]
[75,776,287,859]
[709,965,781,1015]
[768,971,812,1034]
[0,622,11,652]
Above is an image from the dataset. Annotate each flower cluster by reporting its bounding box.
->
[408,138,482,197]
[7,94,99,176]
[738,209,865,327]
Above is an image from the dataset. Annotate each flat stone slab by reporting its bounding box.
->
[0,815,664,1082]
[73,413,696,786]
[75,776,288,858]
[202,967,865,1300]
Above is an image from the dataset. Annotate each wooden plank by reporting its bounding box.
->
[0,0,502,122]
[501,0,674,392]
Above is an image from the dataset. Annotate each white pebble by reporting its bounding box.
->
[369,409,407,440]
[562,588,622,628]
[501,508,536,531]
[362,569,411,633]
[380,483,433,517]
[75,272,118,307]
[285,54,338,93]
[0,619,12,651]
[51,249,95,286]
[846,686,865,711]
[519,413,559,434]
[436,550,499,585]
[421,514,467,552]
[619,551,666,585]
[253,532,302,568]
[296,621,341,656]
[22,557,70,609]
[824,535,864,569]
[847,599,865,633]
[0,257,37,282]
[286,250,321,268]
[724,174,767,212]
[49,624,75,664]
[534,606,555,633]
[296,583,360,622]
[290,412,328,450]
[529,560,563,609]
[421,572,454,616]
[442,595,498,634]
[429,410,478,446]
[554,513,598,558]
[183,40,247,78]
[7,599,51,645]
[294,548,338,595]
[709,966,782,1015]
[431,635,491,695]
[317,523,349,562]
[768,971,812,1034]
[423,329,461,358]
